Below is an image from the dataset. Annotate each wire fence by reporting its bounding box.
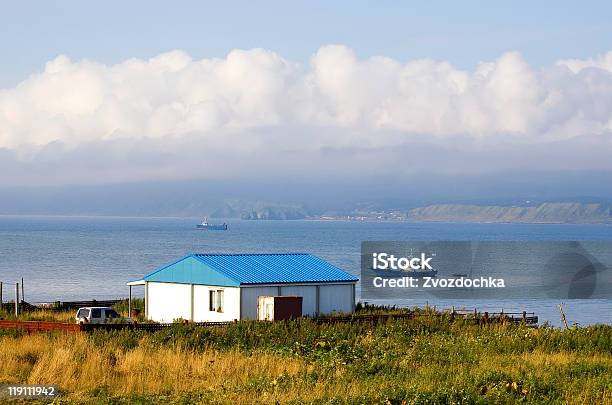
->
[0,310,538,334]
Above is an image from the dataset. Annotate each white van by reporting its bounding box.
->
[75,307,120,324]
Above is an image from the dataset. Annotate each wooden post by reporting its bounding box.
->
[0,281,3,308]
[522,311,526,324]
[128,285,132,319]
[21,278,24,303]
[558,304,569,329]
[484,311,489,324]
[15,282,19,316]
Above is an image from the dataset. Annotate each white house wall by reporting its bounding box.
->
[148,282,356,322]
[147,282,191,323]
[240,286,279,320]
[319,284,354,314]
[193,285,240,322]
[278,285,317,316]
[147,282,240,322]
[241,284,354,319]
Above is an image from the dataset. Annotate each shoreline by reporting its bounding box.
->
[1,213,611,225]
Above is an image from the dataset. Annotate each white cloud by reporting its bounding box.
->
[557,51,612,73]
[1,46,612,147]
[0,46,611,185]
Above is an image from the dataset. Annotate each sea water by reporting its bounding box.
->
[0,215,610,327]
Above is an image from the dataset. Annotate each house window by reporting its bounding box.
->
[209,289,224,313]
[209,290,215,311]
[217,290,224,313]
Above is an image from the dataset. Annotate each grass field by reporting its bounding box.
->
[0,309,610,404]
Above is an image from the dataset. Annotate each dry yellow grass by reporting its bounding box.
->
[0,309,75,323]
[0,333,306,402]
[0,320,610,404]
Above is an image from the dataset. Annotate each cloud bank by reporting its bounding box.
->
[0,46,611,186]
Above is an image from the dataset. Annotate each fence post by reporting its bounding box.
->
[15,282,20,316]
[21,278,24,303]
[558,304,569,329]
[0,281,3,309]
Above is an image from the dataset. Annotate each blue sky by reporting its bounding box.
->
[2,0,611,87]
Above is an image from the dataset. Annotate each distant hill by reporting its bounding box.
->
[240,206,308,220]
[210,201,310,220]
[406,202,612,224]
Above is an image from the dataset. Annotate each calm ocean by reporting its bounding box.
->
[1,215,610,327]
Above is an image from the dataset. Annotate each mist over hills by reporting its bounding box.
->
[1,173,611,223]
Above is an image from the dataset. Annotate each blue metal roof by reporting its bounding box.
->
[142,253,358,286]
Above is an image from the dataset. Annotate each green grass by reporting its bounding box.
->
[113,298,145,316]
[0,308,610,404]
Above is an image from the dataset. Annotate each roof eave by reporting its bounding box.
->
[240,279,359,286]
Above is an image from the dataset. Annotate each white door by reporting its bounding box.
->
[265,303,274,320]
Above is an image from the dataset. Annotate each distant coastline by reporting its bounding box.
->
[241,202,612,224]
[402,202,612,224]
[2,202,611,225]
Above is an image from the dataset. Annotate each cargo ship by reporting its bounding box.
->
[196,218,228,230]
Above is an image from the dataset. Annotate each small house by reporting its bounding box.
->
[127,253,359,322]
